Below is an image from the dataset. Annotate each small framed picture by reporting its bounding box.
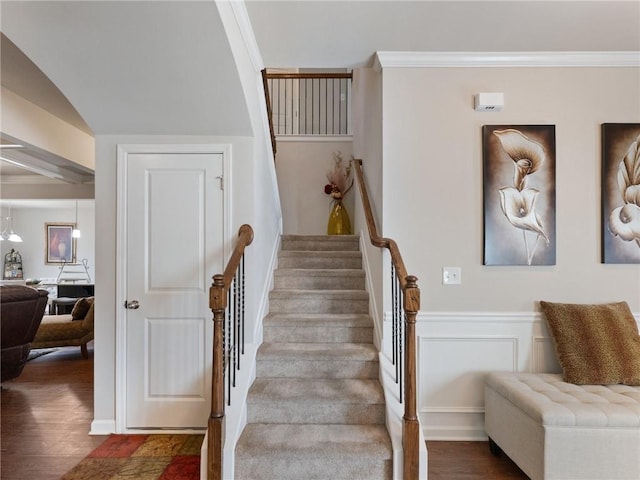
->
[45,223,77,264]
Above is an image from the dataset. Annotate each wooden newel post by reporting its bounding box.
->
[208,274,226,480]
[403,275,420,480]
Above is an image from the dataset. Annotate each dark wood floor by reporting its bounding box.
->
[1,345,529,479]
[1,345,107,480]
[426,441,529,479]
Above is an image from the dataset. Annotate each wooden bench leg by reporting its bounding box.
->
[80,343,88,360]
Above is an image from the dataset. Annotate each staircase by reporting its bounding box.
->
[235,234,393,479]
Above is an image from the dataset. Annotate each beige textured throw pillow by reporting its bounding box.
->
[540,301,640,385]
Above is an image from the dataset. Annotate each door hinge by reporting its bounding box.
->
[216,175,224,191]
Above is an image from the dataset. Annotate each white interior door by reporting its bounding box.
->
[123,151,224,429]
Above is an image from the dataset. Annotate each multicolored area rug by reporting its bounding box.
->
[62,434,204,480]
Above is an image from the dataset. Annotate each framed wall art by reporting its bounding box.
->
[483,125,556,266]
[602,123,640,264]
[45,223,77,264]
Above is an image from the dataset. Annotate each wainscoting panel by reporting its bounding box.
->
[419,335,517,411]
[390,311,552,440]
[382,310,640,440]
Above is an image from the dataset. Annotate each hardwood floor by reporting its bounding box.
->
[427,441,529,479]
[1,344,529,479]
[1,345,107,480]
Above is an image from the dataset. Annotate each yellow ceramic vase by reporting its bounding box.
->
[327,201,351,235]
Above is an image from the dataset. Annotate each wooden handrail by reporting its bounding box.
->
[264,72,353,80]
[219,224,254,287]
[261,69,277,156]
[208,224,254,480]
[353,160,410,289]
[353,159,421,479]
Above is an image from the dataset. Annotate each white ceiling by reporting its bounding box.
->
[0,0,638,185]
[246,1,640,68]
[0,1,251,136]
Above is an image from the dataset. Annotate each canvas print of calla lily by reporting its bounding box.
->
[602,123,640,264]
[483,125,556,266]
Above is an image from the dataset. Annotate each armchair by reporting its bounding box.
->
[1,285,49,382]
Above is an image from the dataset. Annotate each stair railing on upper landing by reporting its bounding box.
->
[262,69,353,156]
[207,224,254,480]
[353,159,421,480]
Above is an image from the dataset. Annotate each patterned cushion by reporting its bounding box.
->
[540,301,640,385]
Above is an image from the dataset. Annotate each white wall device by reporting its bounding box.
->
[474,92,504,111]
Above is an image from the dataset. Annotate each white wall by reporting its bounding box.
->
[372,60,640,439]
[276,138,353,235]
[0,200,95,281]
[351,67,385,346]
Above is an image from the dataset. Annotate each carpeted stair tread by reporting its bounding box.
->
[257,341,378,361]
[264,312,372,327]
[270,288,368,296]
[263,313,373,343]
[269,289,369,314]
[247,378,386,424]
[235,424,392,480]
[248,378,384,405]
[274,268,364,276]
[278,250,362,269]
[278,251,362,259]
[237,423,391,456]
[256,342,380,379]
[274,268,365,289]
[281,234,360,252]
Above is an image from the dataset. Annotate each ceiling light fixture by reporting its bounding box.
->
[72,200,81,238]
[1,202,23,242]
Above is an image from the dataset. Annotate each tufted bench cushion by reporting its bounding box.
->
[487,373,640,428]
[485,372,640,480]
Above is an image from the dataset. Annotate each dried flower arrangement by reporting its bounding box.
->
[324,152,353,204]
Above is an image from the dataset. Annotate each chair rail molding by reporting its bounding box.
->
[385,310,542,324]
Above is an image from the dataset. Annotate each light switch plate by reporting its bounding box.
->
[442,267,462,285]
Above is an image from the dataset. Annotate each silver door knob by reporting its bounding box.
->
[125,300,140,309]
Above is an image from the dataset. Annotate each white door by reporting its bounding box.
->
[123,151,224,429]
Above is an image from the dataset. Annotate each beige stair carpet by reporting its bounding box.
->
[235,235,392,480]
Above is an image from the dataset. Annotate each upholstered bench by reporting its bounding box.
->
[485,301,640,479]
[485,372,640,480]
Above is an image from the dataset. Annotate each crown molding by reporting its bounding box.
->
[374,51,640,71]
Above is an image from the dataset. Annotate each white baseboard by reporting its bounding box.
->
[90,419,116,435]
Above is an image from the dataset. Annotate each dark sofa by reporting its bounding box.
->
[1,285,49,382]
